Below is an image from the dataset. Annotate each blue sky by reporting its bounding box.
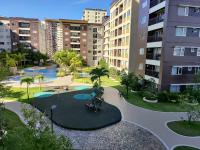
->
[0,0,110,20]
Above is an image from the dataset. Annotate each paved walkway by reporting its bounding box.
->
[3,87,200,150]
[103,87,200,150]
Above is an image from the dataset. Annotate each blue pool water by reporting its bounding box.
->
[73,93,96,101]
[73,85,90,91]
[34,92,55,98]
[9,66,57,83]
[79,72,90,78]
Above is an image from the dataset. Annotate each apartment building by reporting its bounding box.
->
[0,17,12,52]
[83,8,107,23]
[9,17,40,51]
[108,0,140,71]
[38,21,47,54]
[87,23,104,66]
[45,19,88,62]
[136,0,200,91]
[102,16,110,63]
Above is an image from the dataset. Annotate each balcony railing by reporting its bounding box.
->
[145,69,159,78]
[147,36,162,42]
[146,53,161,60]
[148,16,164,26]
[150,0,165,8]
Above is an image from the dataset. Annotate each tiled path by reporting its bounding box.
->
[4,87,200,150]
[103,87,200,150]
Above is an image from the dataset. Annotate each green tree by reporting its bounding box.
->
[3,107,72,150]
[90,67,109,87]
[20,77,34,100]
[6,54,17,67]
[121,73,134,98]
[35,75,44,90]
[69,56,83,73]
[98,58,108,69]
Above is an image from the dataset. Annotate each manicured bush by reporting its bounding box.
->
[169,92,180,103]
[157,91,170,103]
[143,91,157,100]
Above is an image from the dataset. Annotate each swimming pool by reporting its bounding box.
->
[9,66,57,83]
[73,92,96,101]
[72,85,91,91]
[34,92,55,98]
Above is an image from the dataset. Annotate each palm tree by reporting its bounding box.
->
[69,56,83,73]
[90,67,109,86]
[20,77,34,100]
[121,73,134,98]
[35,75,44,90]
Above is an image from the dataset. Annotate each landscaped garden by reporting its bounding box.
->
[174,146,200,150]
[167,121,200,137]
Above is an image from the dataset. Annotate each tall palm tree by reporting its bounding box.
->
[20,77,34,100]
[90,67,109,86]
[35,75,44,90]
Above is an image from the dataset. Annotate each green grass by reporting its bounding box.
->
[167,121,200,137]
[174,146,200,150]
[74,76,120,87]
[3,109,26,130]
[114,85,187,112]
[3,87,43,103]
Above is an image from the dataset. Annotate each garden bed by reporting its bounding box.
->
[167,121,200,137]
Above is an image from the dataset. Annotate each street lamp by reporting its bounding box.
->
[50,105,57,134]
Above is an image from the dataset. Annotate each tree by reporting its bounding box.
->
[69,56,83,73]
[121,73,134,98]
[3,106,72,150]
[98,58,108,69]
[20,77,34,100]
[35,75,44,90]
[90,67,109,87]
[6,54,17,67]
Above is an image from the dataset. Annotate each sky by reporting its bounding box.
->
[0,0,110,20]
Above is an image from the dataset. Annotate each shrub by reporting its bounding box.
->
[57,71,65,77]
[143,91,157,100]
[169,93,180,103]
[157,91,170,103]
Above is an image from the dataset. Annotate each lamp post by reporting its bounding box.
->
[50,105,57,134]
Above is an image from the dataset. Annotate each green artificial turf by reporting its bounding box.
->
[167,121,200,137]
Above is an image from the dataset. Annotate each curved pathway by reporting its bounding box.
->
[103,87,200,150]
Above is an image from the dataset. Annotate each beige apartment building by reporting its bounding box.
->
[108,0,140,72]
[102,16,110,63]
[83,8,107,24]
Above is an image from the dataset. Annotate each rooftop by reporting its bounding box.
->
[84,8,107,12]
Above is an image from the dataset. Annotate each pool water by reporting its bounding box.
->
[73,92,96,101]
[9,66,57,83]
[34,92,55,98]
[73,85,90,91]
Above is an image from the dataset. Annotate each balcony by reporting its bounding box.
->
[145,69,159,78]
[147,36,162,42]
[146,53,161,60]
[148,15,164,26]
[150,0,165,8]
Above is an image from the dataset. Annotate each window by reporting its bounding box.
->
[173,47,185,56]
[0,42,4,45]
[138,63,143,70]
[191,48,195,53]
[141,16,147,24]
[188,67,192,71]
[139,48,145,55]
[197,48,200,56]
[172,67,183,75]
[170,85,180,92]
[176,27,187,36]
[178,6,189,16]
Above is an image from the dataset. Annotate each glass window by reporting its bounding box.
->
[139,48,145,55]
[176,27,187,36]
[172,67,182,75]
[197,48,200,56]
[178,6,189,16]
[173,47,185,56]
[170,85,180,92]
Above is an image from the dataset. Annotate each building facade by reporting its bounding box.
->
[0,17,12,52]
[83,8,107,23]
[136,0,200,91]
[9,17,40,51]
[103,16,110,63]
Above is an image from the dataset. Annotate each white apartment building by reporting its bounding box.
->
[83,8,107,24]
[0,18,11,51]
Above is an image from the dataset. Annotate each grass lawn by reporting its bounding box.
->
[3,109,26,130]
[3,87,43,103]
[114,85,187,112]
[167,121,200,137]
[74,76,120,87]
[174,146,200,150]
